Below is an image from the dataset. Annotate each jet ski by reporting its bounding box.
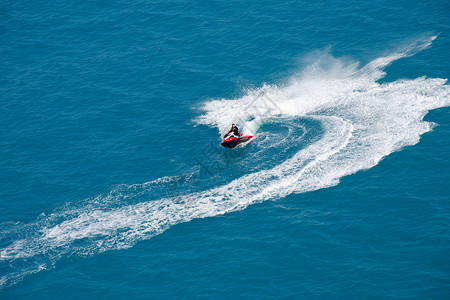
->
[221,133,253,148]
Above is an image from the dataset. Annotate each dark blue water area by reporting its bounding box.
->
[3,109,450,298]
[1,0,450,298]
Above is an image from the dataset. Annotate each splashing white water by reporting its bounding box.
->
[1,35,449,288]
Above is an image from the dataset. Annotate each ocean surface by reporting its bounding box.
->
[1,0,450,298]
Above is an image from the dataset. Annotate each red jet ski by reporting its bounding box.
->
[221,133,253,148]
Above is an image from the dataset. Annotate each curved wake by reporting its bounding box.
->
[1,36,449,288]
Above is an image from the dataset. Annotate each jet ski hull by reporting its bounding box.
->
[221,135,253,148]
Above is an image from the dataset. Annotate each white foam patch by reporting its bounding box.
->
[1,35,449,288]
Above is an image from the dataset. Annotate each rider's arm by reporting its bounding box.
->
[224,129,232,138]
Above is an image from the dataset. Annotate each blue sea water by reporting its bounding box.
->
[1,0,450,298]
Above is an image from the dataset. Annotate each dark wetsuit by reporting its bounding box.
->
[224,126,239,138]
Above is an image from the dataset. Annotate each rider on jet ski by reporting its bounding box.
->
[224,123,241,138]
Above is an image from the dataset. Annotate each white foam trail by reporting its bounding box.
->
[1,35,449,288]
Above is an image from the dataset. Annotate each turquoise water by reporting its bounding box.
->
[1,0,450,298]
